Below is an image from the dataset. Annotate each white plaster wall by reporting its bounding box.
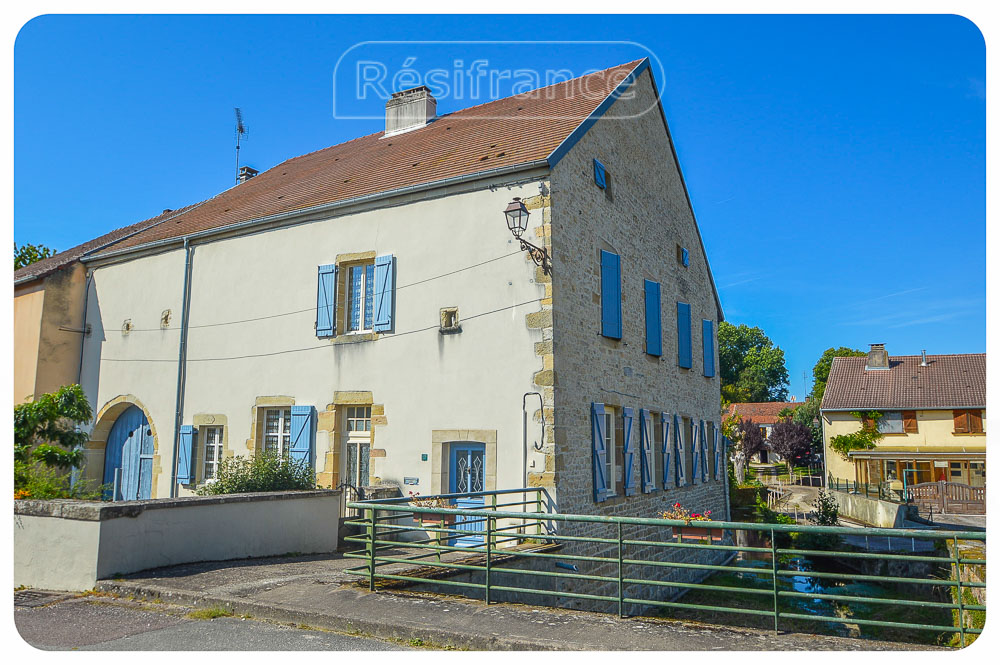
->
[82,182,547,498]
[95,494,341,578]
[14,514,100,591]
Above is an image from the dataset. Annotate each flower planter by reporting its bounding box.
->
[675,525,724,542]
[412,510,455,527]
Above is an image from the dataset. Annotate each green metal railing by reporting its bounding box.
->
[829,474,902,502]
[344,488,985,647]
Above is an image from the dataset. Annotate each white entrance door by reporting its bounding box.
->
[343,406,372,489]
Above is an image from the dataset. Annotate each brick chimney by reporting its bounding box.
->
[385,86,436,136]
[865,343,890,370]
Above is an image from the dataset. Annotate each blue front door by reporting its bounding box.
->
[449,442,486,547]
[103,406,153,501]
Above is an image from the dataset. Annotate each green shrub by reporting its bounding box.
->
[196,450,316,495]
[15,460,106,500]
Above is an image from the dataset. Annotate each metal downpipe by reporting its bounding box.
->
[169,238,193,498]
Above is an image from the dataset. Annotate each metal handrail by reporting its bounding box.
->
[344,488,985,647]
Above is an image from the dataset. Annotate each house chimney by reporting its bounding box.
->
[385,86,436,136]
[865,343,890,370]
[238,165,259,183]
[920,349,928,367]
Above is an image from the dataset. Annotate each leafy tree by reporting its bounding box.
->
[768,417,813,466]
[791,396,824,457]
[14,384,97,499]
[810,346,866,402]
[736,416,767,461]
[718,322,789,404]
[14,242,56,270]
[828,410,884,460]
[809,488,840,526]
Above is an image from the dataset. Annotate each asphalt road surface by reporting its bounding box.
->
[14,595,411,651]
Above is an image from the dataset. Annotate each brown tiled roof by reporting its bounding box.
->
[13,205,197,284]
[724,402,803,425]
[101,60,645,253]
[820,354,986,411]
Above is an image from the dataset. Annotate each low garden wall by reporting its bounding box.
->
[14,490,341,591]
[830,489,916,528]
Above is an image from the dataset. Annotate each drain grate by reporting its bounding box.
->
[14,590,71,608]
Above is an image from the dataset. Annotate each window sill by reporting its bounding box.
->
[329,332,377,345]
[953,432,985,436]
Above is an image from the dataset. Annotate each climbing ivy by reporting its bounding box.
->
[828,410,884,461]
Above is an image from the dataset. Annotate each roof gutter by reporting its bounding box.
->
[85,159,551,264]
[819,406,987,412]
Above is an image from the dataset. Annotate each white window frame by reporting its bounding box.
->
[263,408,292,456]
[604,407,617,497]
[202,426,224,482]
[345,262,375,334]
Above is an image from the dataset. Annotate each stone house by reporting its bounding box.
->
[724,401,804,463]
[69,58,726,533]
[821,344,986,491]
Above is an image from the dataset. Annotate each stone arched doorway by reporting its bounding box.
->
[87,395,159,500]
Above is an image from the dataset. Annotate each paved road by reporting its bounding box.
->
[14,596,410,651]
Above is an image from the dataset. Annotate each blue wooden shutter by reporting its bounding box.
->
[177,425,195,485]
[316,264,338,337]
[713,428,722,480]
[594,158,606,189]
[699,420,709,482]
[661,413,672,489]
[600,250,622,339]
[644,280,662,357]
[373,254,395,332]
[681,248,690,267]
[639,409,655,493]
[289,406,317,468]
[622,407,636,496]
[591,403,609,502]
[674,414,686,487]
[677,302,692,368]
[702,319,715,377]
[691,422,701,485]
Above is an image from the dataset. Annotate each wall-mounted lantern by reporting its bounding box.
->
[503,197,551,275]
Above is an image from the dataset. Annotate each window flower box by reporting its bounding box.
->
[675,525,724,542]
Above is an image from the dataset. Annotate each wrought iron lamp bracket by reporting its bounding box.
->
[518,238,552,275]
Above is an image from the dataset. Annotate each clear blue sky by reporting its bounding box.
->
[15,14,985,397]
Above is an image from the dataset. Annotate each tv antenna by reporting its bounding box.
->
[234,107,248,185]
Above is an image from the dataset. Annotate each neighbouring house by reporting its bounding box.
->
[820,344,986,492]
[69,58,726,541]
[724,401,803,463]
[13,212,180,404]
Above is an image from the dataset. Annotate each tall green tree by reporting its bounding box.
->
[718,322,789,404]
[810,346,866,402]
[14,242,56,270]
[14,384,93,499]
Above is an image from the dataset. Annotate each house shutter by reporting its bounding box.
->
[661,413,672,489]
[289,406,317,468]
[639,409,655,493]
[953,410,968,434]
[674,413,686,487]
[177,425,195,485]
[600,250,622,339]
[702,319,715,377]
[316,264,338,337]
[902,411,918,433]
[594,158,607,189]
[968,409,984,433]
[373,254,395,332]
[622,407,636,496]
[677,302,692,368]
[591,403,609,502]
[690,422,701,485]
[699,420,709,482]
[644,280,662,356]
[713,428,722,480]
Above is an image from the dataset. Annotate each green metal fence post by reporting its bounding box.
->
[486,516,494,605]
[536,490,543,535]
[617,522,625,618]
[771,528,779,634]
[953,536,966,647]
[367,507,376,592]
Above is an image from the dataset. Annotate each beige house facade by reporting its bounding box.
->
[820,345,986,490]
[71,59,726,526]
